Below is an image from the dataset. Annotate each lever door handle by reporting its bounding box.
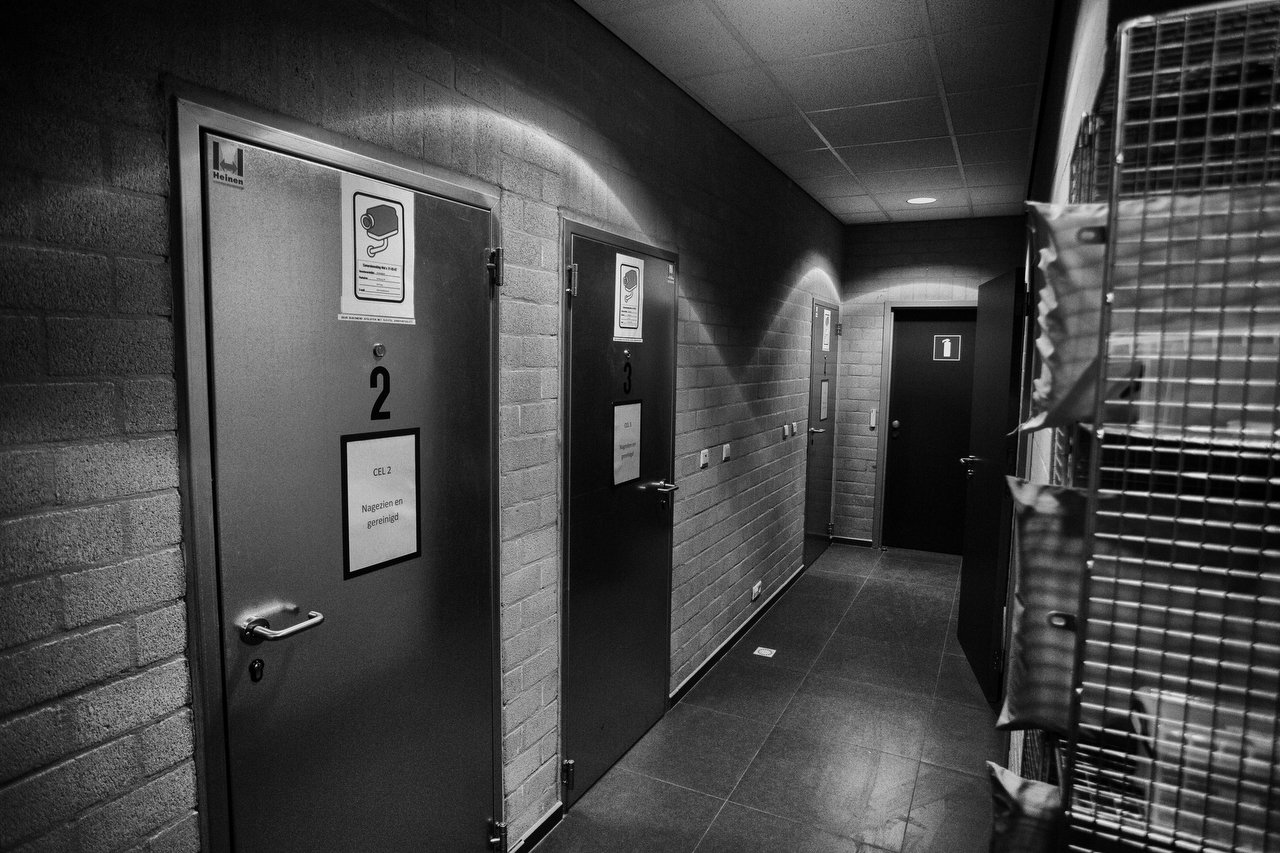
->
[808,428,825,434]
[959,456,982,465]
[240,610,324,645]
[653,480,679,493]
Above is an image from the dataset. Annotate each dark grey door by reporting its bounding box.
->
[882,308,976,554]
[804,299,839,566]
[958,273,1025,702]
[563,226,676,807]
[203,135,497,850]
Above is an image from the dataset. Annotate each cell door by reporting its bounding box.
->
[881,308,976,554]
[562,224,676,808]
[182,110,499,852]
[804,300,840,566]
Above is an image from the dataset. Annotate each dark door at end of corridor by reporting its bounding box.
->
[562,224,676,808]
[881,307,976,554]
[804,299,839,566]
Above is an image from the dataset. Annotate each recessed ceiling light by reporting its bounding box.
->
[906,197,937,205]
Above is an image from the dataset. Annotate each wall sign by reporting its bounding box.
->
[613,402,641,485]
[613,254,644,342]
[341,428,421,577]
[340,173,416,325]
[933,335,962,361]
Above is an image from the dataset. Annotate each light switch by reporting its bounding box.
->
[699,448,709,468]
[792,422,799,435]
[782,424,790,439]
[721,443,731,462]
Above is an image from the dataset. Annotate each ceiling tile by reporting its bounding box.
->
[956,129,1031,166]
[964,161,1027,187]
[770,148,849,179]
[576,0,683,22]
[842,210,891,223]
[807,97,948,147]
[770,40,936,111]
[714,0,925,62]
[968,184,1026,205]
[856,165,964,193]
[603,2,754,78]
[925,0,1052,34]
[732,114,824,154]
[836,136,957,173]
[681,66,794,122]
[935,23,1048,93]
[824,195,881,215]
[797,173,867,199]
[972,202,1027,217]
[873,188,970,211]
[889,203,972,221]
[948,85,1038,134]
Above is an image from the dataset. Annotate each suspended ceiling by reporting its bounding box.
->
[574,0,1056,224]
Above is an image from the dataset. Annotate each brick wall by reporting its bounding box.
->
[835,216,1023,543]
[0,0,842,848]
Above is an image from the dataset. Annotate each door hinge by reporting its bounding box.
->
[566,263,578,297]
[486,247,504,287]
[561,758,576,790]
[488,819,508,852]
[826,522,834,536]
[835,323,843,336]
[993,648,1004,673]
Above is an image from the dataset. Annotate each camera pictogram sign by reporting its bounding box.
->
[340,175,416,325]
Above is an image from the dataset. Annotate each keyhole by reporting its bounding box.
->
[250,659,265,683]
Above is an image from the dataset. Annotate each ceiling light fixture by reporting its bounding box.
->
[906,197,937,205]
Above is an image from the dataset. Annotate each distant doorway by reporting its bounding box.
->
[879,306,976,554]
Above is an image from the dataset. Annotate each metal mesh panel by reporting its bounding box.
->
[1065,3,1280,851]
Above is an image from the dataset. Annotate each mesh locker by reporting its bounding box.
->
[1063,3,1280,852]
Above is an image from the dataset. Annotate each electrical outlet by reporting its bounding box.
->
[751,581,762,600]
[722,443,731,462]
[698,448,709,469]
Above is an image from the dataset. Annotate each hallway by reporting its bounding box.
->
[533,545,1005,853]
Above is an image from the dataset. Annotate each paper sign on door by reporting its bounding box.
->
[342,428,421,577]
[613,402,641,485]
[613,254,644,342]
[340,173,416,325]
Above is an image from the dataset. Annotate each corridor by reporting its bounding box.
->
[533,545,1005,852]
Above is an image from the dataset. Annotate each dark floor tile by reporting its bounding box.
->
[789,571,866,604]
[533,766,723,853]
[765,587,857,632]
[884,549,961,566]
[694,802,865,853]
[901,763,992,853]
[812,633,941,697]
[943,618,963,657]
[873,557,960,590]
[620,703,773,798]
[810,545,881,577]
[836,579,952,650]
[682,653,807,724]
[727,614,837,673]
[730,727,917,850]
[920,700,1006,777]
[778,674,928,760]
[934,654,991,710]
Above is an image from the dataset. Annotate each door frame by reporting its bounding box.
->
[174,91,503,851]
[558,217,678,803]
[804,298,841,566]
[872,300,978,549]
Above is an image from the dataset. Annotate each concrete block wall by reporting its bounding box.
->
[834,216,1024,543]
[0,0,842,848]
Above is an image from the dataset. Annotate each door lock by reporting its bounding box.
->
[959,455,982,479]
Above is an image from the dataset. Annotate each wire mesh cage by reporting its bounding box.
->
[1064,2,1280,851]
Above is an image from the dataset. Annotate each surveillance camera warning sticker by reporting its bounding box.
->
[340,174,415,325]
[613,253,644,342]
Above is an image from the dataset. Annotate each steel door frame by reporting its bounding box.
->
[173,91,502,852]
[804,298,841,566]
[872,300,977,549]
[559,217,678,803]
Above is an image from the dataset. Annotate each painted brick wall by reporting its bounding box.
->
[0,0,842,848]
[835,216,1024,543]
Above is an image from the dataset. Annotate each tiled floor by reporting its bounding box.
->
[531,545,1006,853]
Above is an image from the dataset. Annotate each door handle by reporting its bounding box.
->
[808,428,825,434]
[653,480,679,493]
[240,609,325,645]
[959,456,982,465]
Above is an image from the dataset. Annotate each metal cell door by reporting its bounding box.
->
[181,107,499,852]
[562,224,676,807]
[804,299,840,566]
[957,273,1024,701]
[881,308,976,554]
